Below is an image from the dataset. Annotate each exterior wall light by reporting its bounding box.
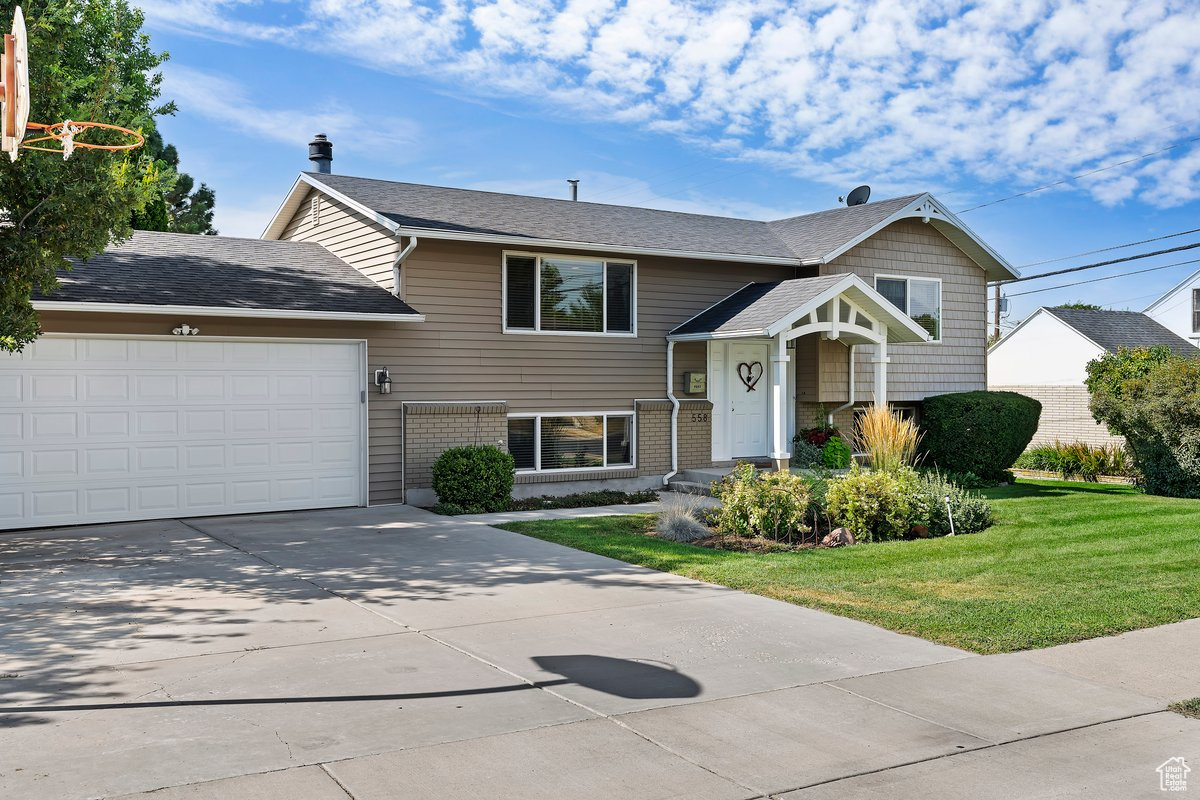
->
[374,366,392,395]
[172,323,199,336]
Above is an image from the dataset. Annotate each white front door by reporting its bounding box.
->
[728,341,769,457]
[0,335,367,530]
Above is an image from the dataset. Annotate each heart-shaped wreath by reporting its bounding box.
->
[737,361,763,391]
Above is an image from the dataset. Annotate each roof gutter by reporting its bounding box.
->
[31,301,426,323]
[392,235,418,298]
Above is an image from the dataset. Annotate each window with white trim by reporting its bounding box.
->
[504,253,635,334]
[507,413,634,471]
[1192,288,1199,333]
[875,276,941,341]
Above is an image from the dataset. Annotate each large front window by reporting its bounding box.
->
[875,275,941,341]
[504,253,635,335]
[507,413,634,471]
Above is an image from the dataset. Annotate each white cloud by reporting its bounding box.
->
[139,0,1200,207]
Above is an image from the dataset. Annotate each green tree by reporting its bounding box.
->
[0,0,173,351]
[1085,346,1200,497]
[130,126,217,234]
[1055,302,1103,311]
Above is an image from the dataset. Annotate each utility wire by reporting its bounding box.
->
[957,133,1200,214]
[995,241,1200,285]
[1006,257,1200,298]
[1017,227,1200,269]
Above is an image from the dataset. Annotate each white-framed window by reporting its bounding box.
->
[507,412,635,472]
[503,252,636,336]
[1192,288,1199,333]
[875,275,942,341]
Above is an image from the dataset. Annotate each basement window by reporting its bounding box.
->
[504,253,635,335]
[507,413,634,472]
[875,275,941,341]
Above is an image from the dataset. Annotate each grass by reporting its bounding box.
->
[1169,699,1200,719]
[499,480,1200,654]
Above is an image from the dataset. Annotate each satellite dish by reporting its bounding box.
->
[841,185,871,206]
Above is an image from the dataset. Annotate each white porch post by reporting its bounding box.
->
[770,333,791,470]
[872,332,889,407]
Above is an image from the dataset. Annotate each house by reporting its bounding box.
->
[988,306,1198,447]
[0,139,1017,530]
[1145,268,1200,345]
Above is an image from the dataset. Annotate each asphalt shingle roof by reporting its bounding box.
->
[310,173,927,263]
[311,172,797,259]
[1045,307,1197,357]
[766,195,924,263]
[40,230,419,316]
[670,274,850,336]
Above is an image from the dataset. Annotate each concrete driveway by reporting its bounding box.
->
[0,505,1195,799]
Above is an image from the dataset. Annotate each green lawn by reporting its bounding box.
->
[499,480,1200,654]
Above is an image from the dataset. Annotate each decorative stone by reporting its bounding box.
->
[908,524,930,539]
[821,527,856,547]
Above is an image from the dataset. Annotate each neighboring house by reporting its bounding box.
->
[988,306,1197,447]
[1145,267,1200,345]
[1,143,1017,529]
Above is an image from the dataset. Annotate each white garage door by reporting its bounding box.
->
[0,336,367,530]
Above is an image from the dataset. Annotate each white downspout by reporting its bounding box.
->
[392,235,418,298]
[828,344,857,426]
[663,340,680,486]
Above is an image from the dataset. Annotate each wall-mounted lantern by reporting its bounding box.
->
[172,323,199,336]
[374,367,392,395]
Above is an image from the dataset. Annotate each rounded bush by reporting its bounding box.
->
[826,467,925,542]
[918,391,1041,479]
[822,436,852,469]
[431,445,515,513]
[711,462,811,541]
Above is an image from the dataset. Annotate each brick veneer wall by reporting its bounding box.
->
[402,402,509,491]
[990,385,1123,448]
[636,399,713,476]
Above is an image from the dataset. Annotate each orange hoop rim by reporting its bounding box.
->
[21,120,144,152]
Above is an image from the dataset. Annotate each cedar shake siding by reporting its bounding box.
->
[818,218,989,403]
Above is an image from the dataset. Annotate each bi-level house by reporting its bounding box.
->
[1,140,1018,529]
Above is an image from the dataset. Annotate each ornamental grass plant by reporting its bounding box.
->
[854,406,921,473]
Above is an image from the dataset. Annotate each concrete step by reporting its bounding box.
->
[665,480,712,496]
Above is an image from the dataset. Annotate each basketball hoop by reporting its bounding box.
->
[1,6,143,162]
[21,120,145,159]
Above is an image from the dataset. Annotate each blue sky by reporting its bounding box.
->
[134,0,1200,331]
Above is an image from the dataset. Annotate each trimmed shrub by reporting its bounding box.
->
[711,462,812,541]
[822,436,852,469]
[790,437,825,468]
[655,494,710,542]
[918,391,1041,479]
[918,472,993,536]
[826,467,926,542]
[431,445,515,513]
[854,406,920,472]
[1087,347,1200,497]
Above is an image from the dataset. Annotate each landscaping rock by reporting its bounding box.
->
[821,527,856,547]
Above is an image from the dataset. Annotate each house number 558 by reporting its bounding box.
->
[690,413,710,423]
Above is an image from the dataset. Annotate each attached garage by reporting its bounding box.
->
[0,335,368,530]
[9,230,424,531]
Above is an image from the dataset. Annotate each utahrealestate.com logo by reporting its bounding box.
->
[1159,758,1190,792]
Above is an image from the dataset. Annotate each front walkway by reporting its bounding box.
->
[0,505,1194,799]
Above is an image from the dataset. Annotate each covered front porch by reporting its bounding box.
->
[665,273,932,475]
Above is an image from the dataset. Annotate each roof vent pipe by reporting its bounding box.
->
[309,134,333,174]
[567,179,579,201]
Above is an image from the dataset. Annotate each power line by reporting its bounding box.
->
[957,133,1200,214]
[996,241,1200,285]
[1006,256,1200,298]
[1017,227,1200,269]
